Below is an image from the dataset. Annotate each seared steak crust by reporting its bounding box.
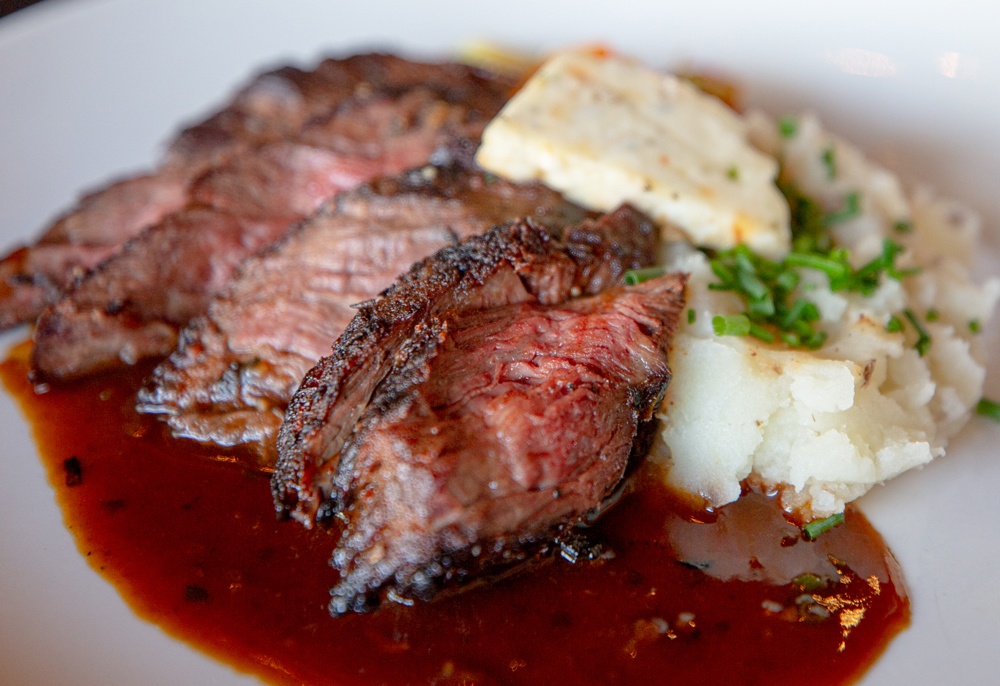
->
[29,59,514,381]
[330,278,686,614]
[136,163,590,465]
[271,207,682,614]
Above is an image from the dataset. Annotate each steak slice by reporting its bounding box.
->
[0,174,187,332]
[1,53,514,331]
[271,207,683,614]
[136,162,591,466]
[30,64,514,381]
[0,54,379,330]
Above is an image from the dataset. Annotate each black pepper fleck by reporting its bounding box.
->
[184,585,210,603]
[63,456,83,487]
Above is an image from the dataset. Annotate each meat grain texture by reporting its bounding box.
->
[3,54,472,330]
[137,161,591,465]
[272,207,687,614]
[28,56,514,381]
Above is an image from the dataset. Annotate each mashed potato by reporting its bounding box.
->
[476,49,999,521]
[656,112,999,519]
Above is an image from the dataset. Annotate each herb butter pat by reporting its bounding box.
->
[475,49,791,257]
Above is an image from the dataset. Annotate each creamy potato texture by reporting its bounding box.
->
[657,112,998,519]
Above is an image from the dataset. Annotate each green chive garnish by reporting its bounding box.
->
[903,309,932,356]
[821,147,837,179]
[778,300,812,331]
[624,266,665,285]
[749,324,776,343]
[804,330,827,349]
[687,308,696,324]
[969,319,982,334]
[713,314,751,337]
[792,573,825,591]
[781,330,801,346]
[977,397,1000,422]
[825,191,861,225]
[784,252,851,282]
[701,182,924,353]
[778,115,798,138]
[802,512,845,540]
[893,220,913,234]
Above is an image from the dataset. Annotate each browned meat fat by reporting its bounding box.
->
[136,162,591,465]
[29,58,514,381]
[271,208,685,614]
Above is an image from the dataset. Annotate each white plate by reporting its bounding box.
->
[1,1,998,684]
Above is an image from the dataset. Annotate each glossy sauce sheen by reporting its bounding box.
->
[2,344,909,686]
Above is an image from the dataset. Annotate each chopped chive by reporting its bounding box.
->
[791,319,814,337]
[804,330,828,349]
[821,146,837,179]
[800,301,821,322]
[890,265,923,280]
[701,183,925,354]
[825,191,861,225]
[885,316,904,333]
[780,330,801,346]
[687,308,696,324]
[925,308,939,322]
[784,252,851,281]
[779,299,810,329]
[850,250,890,288]
[880,236,903,261]
[802,511,845,540]
[713,314,751,337]
[778,115,798,138]
[709,259,737,286]
[792,573,825,591]
[969,319,982,334]
[727,165,740,181]
[733,247,756,275]
[903,309,932,356]
[977,397,1000,422]
[893,219,913,234]
[624,266,665,285]
[829,246,851,263]
[736,270,770,302]
[780,179,831,253]
[749,324,776,343]
[775,269,799,292]
[747,296,776,318]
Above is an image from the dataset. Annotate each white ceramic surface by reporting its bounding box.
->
[1,1,998,684]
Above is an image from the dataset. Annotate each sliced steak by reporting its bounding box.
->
[30,62,514,381]
[136,163,590,466]
[271,207,682,614]
[1,53,513,330]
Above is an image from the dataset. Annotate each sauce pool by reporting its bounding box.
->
[1,343,909,685]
